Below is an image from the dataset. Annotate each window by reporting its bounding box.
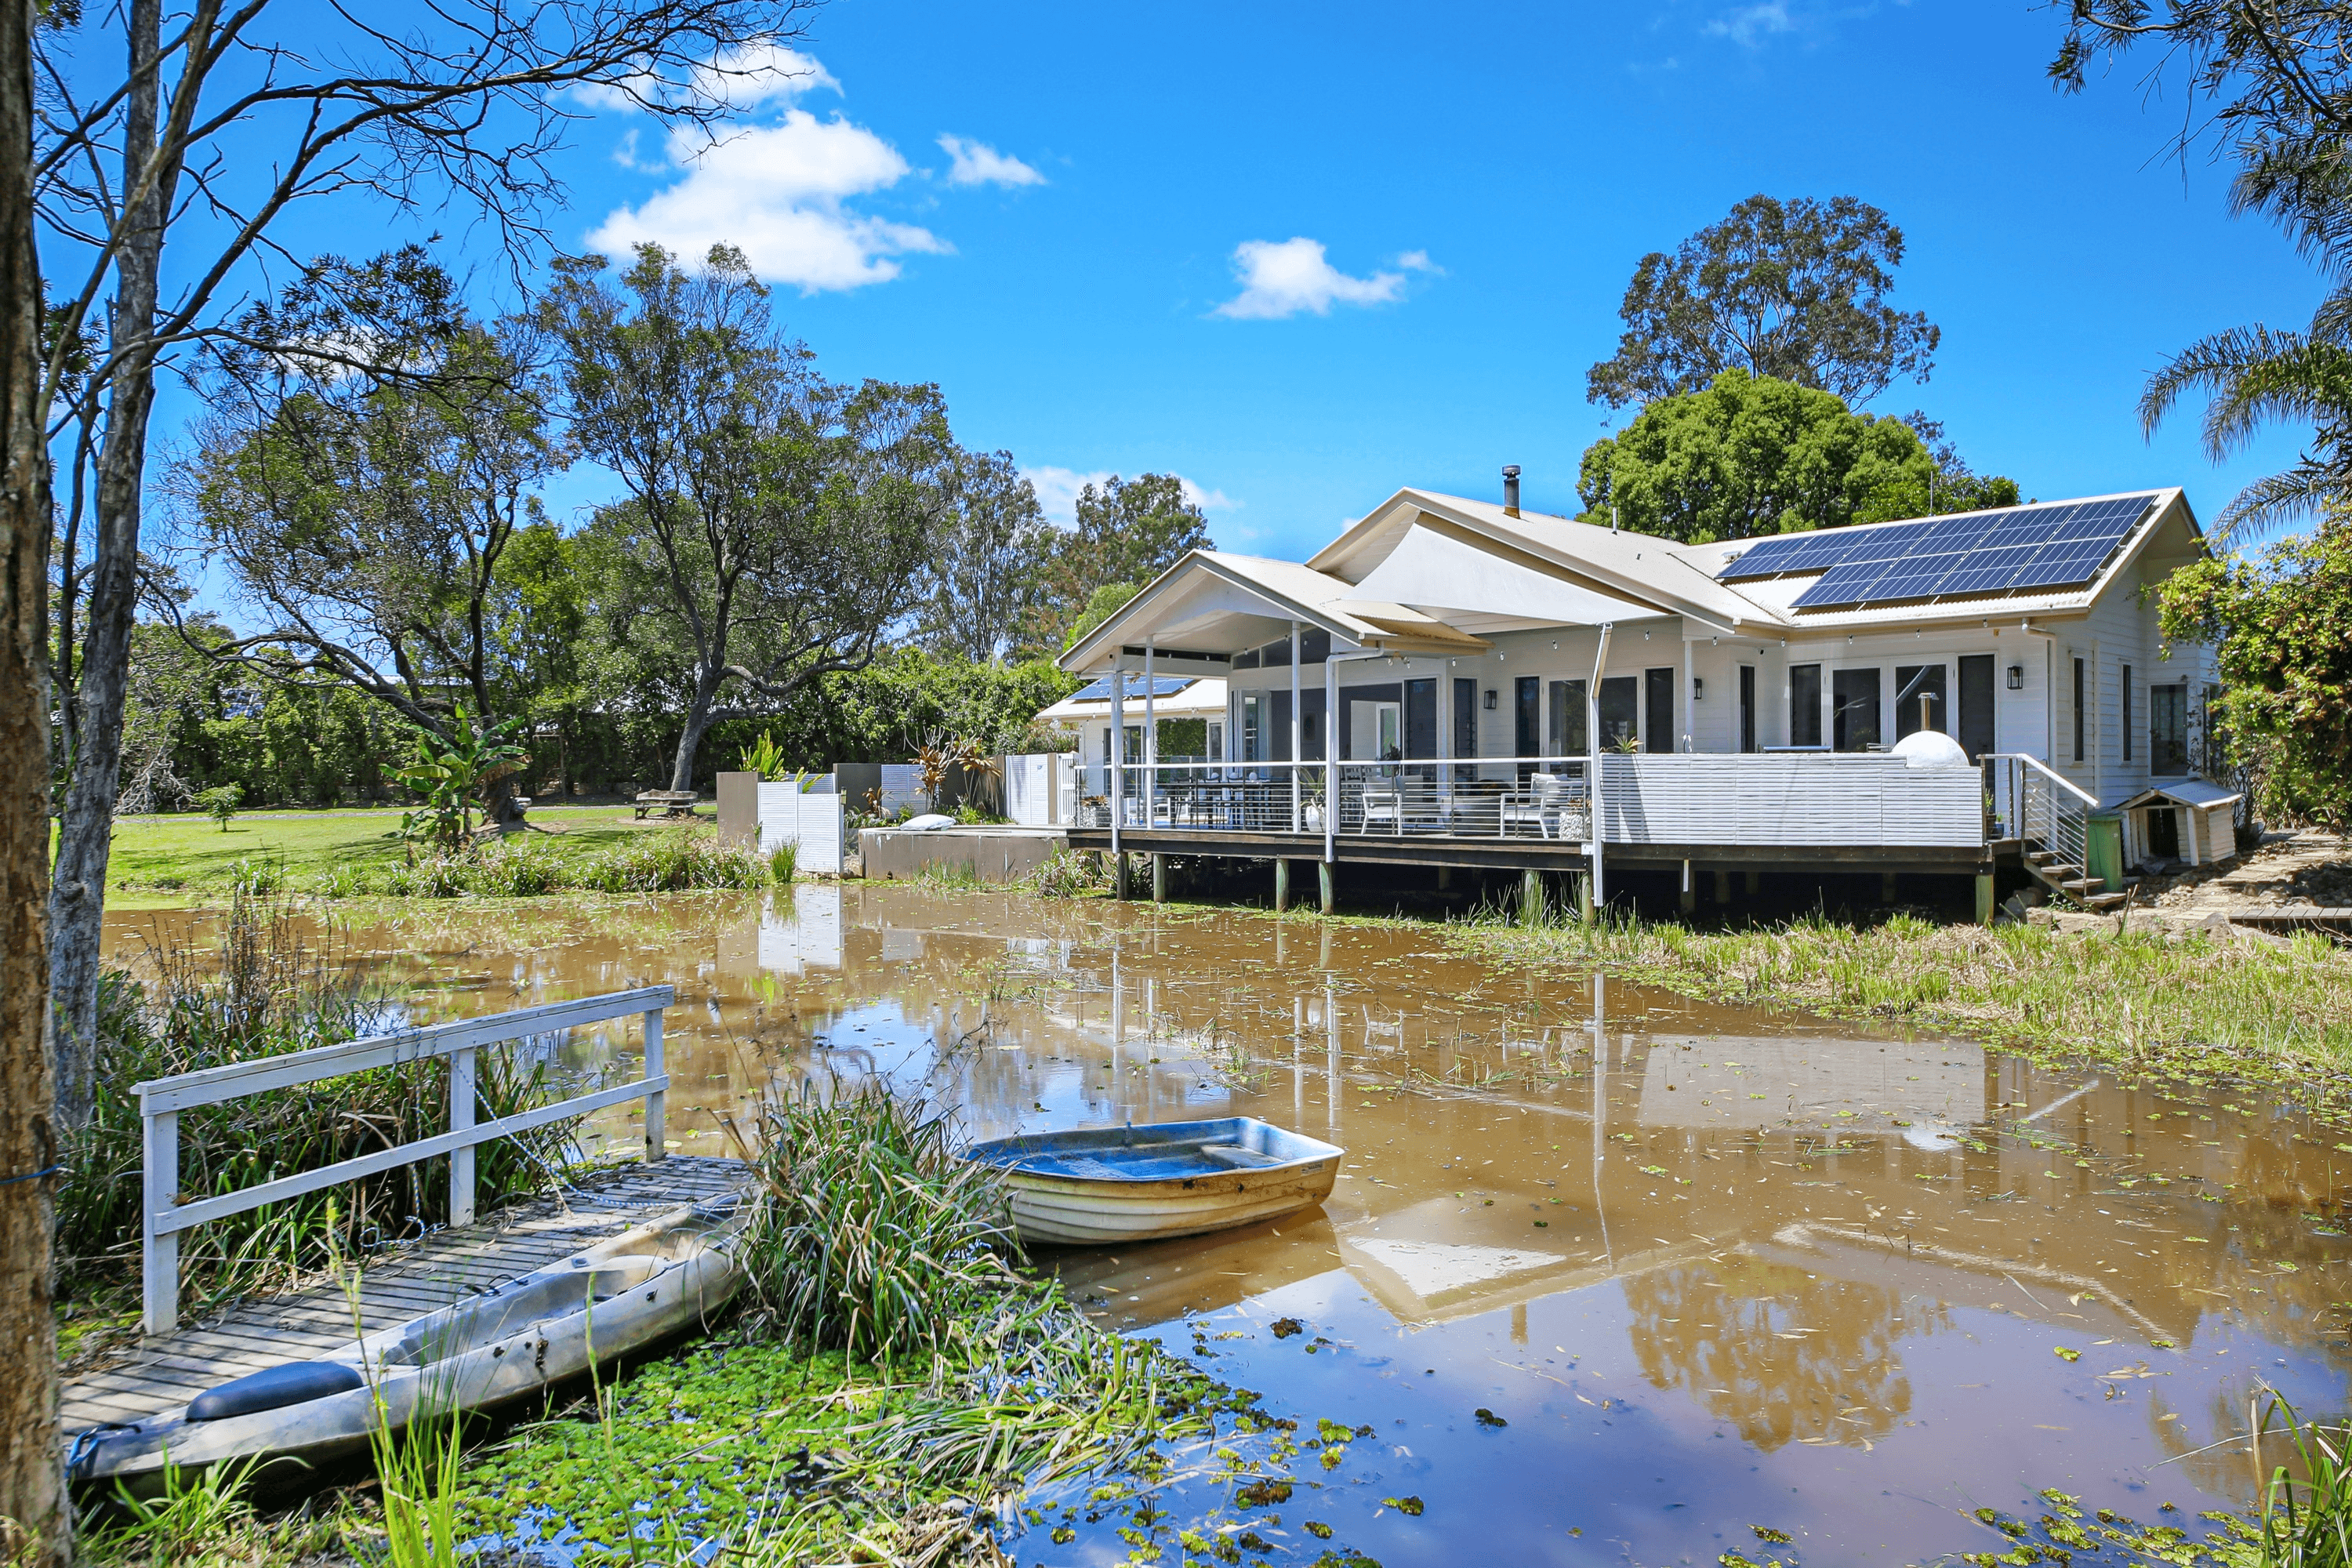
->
[1738,666,1757,753]
[2122,665,2134,761]
[1453,678,1478,760]
[2151,683,2188,775]
[2072,657,2085,763]
[1599,677,1639,751]
[1833,668,1882,751]
[1548,679,1588,757]
[1789,664,1823,747]
[1894,664,1947,739]
[1643,667,1675,753]
[1513,675,1540,757]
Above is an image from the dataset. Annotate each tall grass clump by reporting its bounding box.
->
[733,1083,1015,1360]
[1031,848,1109,899]
[767,837,797,884]
[2256,1394,2352,1568]
[348,833,770,899]
[59,887,576,1308]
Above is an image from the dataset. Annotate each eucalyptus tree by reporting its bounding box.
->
[32,0,820,1138]
[0,2,60,1560]
[175,249,559,821]
[921,448,1051,662]
[1586,194,1940,410]
[547,243,952,791]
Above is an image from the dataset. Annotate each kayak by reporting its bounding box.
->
[963,1117,1344,1246]
[69,1196,748,1494]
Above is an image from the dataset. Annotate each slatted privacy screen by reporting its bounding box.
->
[1596,755,1984,848]
[137,985,674,1336]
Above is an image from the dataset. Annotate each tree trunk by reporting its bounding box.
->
[48,0,165,1132]
[668,673,720,793]
[0,0,66,1552]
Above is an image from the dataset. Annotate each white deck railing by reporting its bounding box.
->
[1076,753,1986,851]
[137,985,673,1336]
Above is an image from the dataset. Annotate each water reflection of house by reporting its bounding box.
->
[753,884,844,974]
[1634,1036,1985,1131]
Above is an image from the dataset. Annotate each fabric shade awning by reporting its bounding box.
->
[1337,520,1653,627]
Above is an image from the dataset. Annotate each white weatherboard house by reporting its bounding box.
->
[1054,479,2233,913]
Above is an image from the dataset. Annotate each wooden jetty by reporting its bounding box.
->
[65,983,760,1472]
[63,1156,751,1444]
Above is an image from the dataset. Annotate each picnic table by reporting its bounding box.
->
[633,789,701,821]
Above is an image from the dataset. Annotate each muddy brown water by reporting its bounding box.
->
[108,888,2352,1566]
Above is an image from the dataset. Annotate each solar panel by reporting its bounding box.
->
[1720,532,1845,579]
[1781,493,2158,609]
[1066,674,1196,702]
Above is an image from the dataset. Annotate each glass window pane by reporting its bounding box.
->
[1834,668,1883,751]
[1789,665,1822,747]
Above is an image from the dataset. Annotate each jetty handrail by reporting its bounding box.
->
[137,984,674,1336]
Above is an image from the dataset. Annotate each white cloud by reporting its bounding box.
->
[1396,249,1442,273]
[692,43,840,108]
[588,111,947,292]
[1706,2,1797,45]
[937,135,1045,188]
[1212,238,1408,320]
[571,43,839,113]
[1023,466,1240,528]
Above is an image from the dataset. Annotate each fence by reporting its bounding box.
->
[758,783,848,875]
[1003,752,1078,826]
[136,986,673,1336]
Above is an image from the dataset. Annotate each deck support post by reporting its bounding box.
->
[1114,852,1132,900]
[1520,868,1545,925]
[1436,866,1451,891]
[1744,871,1761,897]
[642,1008,666,1163]
[1976,871,1996,926]
[1679,859,1696,915]
[142,1105,179,1336]
[1577,869,1595,924]
[1318,860,1334,915]
[449,1044,477,1227]
[1882,871,1900,904]
[1712,869,1731,906]
[1151,853,1167,903]
[1274,858,1290,913]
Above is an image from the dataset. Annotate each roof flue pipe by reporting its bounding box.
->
[1502,463,1522,517]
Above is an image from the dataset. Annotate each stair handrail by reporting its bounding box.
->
[1982,753,2096,877]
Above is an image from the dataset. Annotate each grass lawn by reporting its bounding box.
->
[103,805,688,904]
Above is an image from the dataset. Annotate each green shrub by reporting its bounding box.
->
[194,783,242,831]
[768,838,797,883]
[1033,848,1109,899]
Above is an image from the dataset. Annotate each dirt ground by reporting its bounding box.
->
[2142,828,2352,915]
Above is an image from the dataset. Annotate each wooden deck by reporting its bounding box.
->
[62,1156,753,1439]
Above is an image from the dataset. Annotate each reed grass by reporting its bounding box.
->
[326,833,771,899]
[1031,847,1110,899]
[2256,1395,2352,1568]
[730,1082,1017,1360]
[60,887,576,1309]
[1446,907,2352,1086]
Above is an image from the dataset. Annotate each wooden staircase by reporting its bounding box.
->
[1987,753,2127,912]
[2024,848,2129,910]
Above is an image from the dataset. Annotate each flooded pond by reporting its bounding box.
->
[107,887,2352,1565]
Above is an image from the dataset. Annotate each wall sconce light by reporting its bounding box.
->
[2006,665,2025,691]
[1483,689,1498,711]
[1692,677,1705,701]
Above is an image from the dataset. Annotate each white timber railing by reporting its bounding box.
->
[137,985,673,1336]
[1984,753,2098,872]
[1077,753,1987,851]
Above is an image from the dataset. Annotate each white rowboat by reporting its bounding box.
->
[964,1117,1343,1246]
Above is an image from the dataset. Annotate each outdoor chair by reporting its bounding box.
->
[1359,786,1405,835]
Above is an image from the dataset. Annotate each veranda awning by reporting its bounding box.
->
[1337,520,1653,627]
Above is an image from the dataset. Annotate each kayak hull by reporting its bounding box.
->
[70,1199,746,1494]
[964,1117,1342,1246]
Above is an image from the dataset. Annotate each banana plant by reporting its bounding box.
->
[394,705,527,855]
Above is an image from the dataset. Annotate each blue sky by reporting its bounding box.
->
[149,0,2331,568]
